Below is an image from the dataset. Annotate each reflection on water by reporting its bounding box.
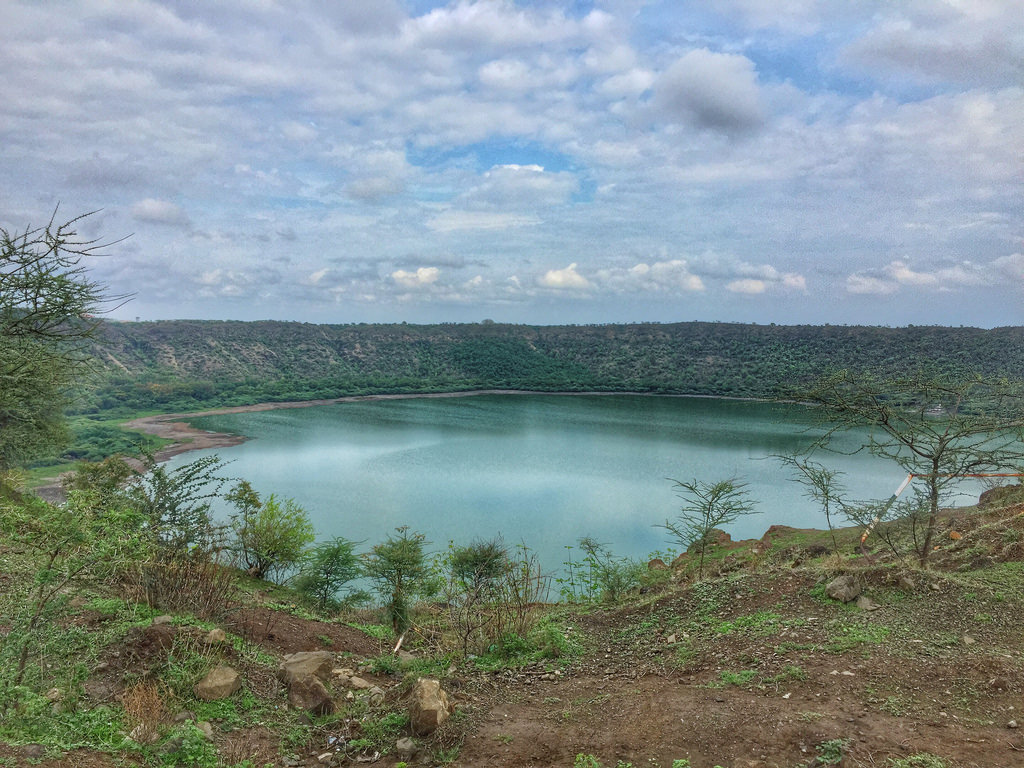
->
[167,394,980,573]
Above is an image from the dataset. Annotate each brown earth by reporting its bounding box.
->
[6,504,1023,767]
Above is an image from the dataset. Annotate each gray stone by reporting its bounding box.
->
[408,678,451,736]
[825,573,862,603]
[204,628,227,644]
[349,675,374,690]
[279,651,335,686]
[196,720,215,740]
[855,595,880,611]
[394,737,418,760]
[152,615,174,625]
[287,675,336,716]
[194,665,242,701]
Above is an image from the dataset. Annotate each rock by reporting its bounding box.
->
[394,737,418,760]
[825,573,862,603]
[279,651,335,686]
[129,723,161,745]
[398,650,416,662]
[194,665,242,701]
[855,595,880,612]
[204,628,227,644]
[648,558,669,571]
[45,687,63,702]
[317,752,335,763]
[962,634,976,646]
[1009,719,1019,729]
[173,710,196,724]
[408,678,451,736]
[368,685,386,705]
[989,677,1010,691]
[287,675,336,716]
[196,720,215,740]
[21,745,45,760]
[666,634,677,644]
[349,676,374,690]
[949,530,962,541]
[897,575,916,592]
[152,615,174,625]
[670,552,690,571]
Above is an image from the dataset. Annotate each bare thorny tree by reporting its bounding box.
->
[801,369,1024,566]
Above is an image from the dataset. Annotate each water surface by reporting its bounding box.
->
[168,394,956,570]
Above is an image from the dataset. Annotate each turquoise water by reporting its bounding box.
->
[166,394,954,570]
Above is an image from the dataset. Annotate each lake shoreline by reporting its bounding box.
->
[33,389,772,504]
[121,388,772,464]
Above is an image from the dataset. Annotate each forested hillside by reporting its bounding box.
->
[78,320,1024,416]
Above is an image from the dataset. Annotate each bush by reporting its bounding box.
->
[227,482,315,582]
[295,537,363,611]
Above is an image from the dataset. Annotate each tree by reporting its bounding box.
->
[363,526,433,635]
[0,211,121,470]
[124,454,230,554]
[226,482,315,582]
[803,369,1024,565]
[658,477,757,578]
[1,484,146,697]
[295,537,364,612]
[776,455,848,553]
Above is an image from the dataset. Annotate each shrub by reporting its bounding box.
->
[295,537,364,611]
[227,482,315,582]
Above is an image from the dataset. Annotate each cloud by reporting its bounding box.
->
[539,263,591,290]
[464,164,579,209]
[842,3,1024,87]
[426,210,541,232]
[130,198,190,227]
[726,279,766,295]
[652,49,765,133]
[595,260,705,293]
[392,266,440,289]
[846,257,1001,296]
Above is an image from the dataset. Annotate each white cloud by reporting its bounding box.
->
[427,210,542,232]
[539,263,591,290]
[392,267,440,289]
[130,198,189,226]
[726,279,766,295]
[596,260,705,293]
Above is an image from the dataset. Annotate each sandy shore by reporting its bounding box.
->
[120,388,655,462]
[36,389,753,503]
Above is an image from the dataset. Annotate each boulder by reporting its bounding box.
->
[204,628,226,645]
[395,737,418,760]
[287,675,336,716]
[647,558,669,572]
[825,573,862,603]
[279,651,335,686]
[194,665,242,701]
[348,675,374,690]
[855,595,880,612]
[408,678,451,735]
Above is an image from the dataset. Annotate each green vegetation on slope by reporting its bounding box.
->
[77,320,1024,416]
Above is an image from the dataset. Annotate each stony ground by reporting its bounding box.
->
[3,504,1023,768]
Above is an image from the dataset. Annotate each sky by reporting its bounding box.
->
[2,1,1022,328]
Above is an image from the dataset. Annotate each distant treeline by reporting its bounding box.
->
[76,320,1024,416]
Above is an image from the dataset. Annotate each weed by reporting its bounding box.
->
[816,737,850,766]
[121,681,167,744]
[713,669,757,687]
[714,611,781,635]
[887,755,950,768]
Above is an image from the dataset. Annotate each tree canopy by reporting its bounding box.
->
[0,211,118,470]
